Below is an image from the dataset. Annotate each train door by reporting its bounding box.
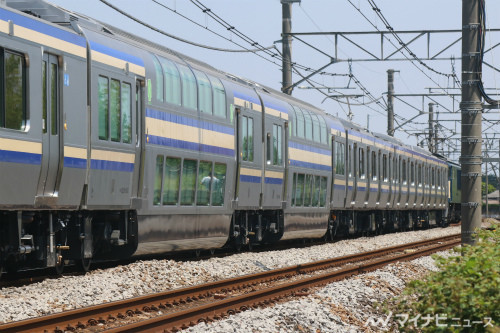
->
[235,106,262,208]
[331,136,346,208]
[131,79,144,199]
[263,117,286,208]
[345,137,355,206]
[37,53,61,198]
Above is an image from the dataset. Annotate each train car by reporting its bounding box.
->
[0,0,452,277]
[447,160,462,223]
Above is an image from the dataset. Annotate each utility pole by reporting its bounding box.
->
[461,0,483,245]
[281,0,298,95]
[387,69,398,136]
[428,103,434,153]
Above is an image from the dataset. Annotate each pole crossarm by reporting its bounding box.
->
[285,29,500,62]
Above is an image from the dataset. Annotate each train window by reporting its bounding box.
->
[431,167,435,188]
[311,114,320,142]
[197,161,212,206]
[288,106,297,137]
[358,148,365,179]
[320,176,327,207]
[437,169,440,190]
[291,173,297,206]
[194,70,212,115]
[371,151,377,181]
[210,76,226,118]
[348,145,353,178]
[402,159,407,184]
[42,62,47,133]
[273,124,282,165]
[304,174,313,207]
[98,76,109,140]
[303,109,313,140]
[158,57,181,106]
[212,163,226,206]
[1,51,26,130]
[335,142,345,176]
[295,173,305,206]
[178,64,197,110]
[242,115,254,162]
[382,154,388,182]
[181,159,197,205]
[295,107,305,138]
[312,175,320,207]
[457,169,462,190]
[110,79,121,142]
[151,55,164,102]
[319,116,327,144]
[417,164,422,187]
[410,161,415,185]
[49,63,58,135]
[121,83,132,143]
[154,155,164,206]
[162,157,181,205]
[393,157,397,184]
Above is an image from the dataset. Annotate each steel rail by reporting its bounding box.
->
[0,234,460,333]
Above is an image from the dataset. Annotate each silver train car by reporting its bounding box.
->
[0,1,449,275]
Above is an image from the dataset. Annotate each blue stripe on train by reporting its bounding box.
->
[148,135,234,157]
[0,8,86,47]
[146,109,235,135]
[64,157,87,169]
[289,159,331,171]
[0,150,41,165]
[240,174,261,183]
[265,177,283,185]
[90,159,134,172]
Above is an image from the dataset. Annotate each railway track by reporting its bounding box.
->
[0,234,460,333]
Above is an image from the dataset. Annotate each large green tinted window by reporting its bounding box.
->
[335,142,345,176]
[2,51,26,130]
[197,161,212,206]
[152,55,163,102]
[304,174,313,206]
[181,159,197,205]
[50,63,58,135]
[242,115,254,162]
[98,76,109,140]
[320,176,327,207]
[194,70,212,114]
[288,106,296,137]
[110,79,121,142]
[121,83,132,143]
[311,114,320,142]
[178,64,197,110]
[154,155,164,206]
[212,163,226,206]
[210,76,226,118]
[319,116,327,144]
[303,109,313,140]
[163,157,180,205]
[295,107,304,138]
[159,57,181,106]
[295,173,305,207]
[312,175,320,207]
[273,124,282,165]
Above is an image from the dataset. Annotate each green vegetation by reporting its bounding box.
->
[387,222,499,332]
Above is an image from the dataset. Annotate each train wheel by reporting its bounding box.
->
[77,257,91,272]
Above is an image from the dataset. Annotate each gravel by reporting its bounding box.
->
[0,226,459,324]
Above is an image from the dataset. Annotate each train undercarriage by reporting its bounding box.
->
[0,210,138,278]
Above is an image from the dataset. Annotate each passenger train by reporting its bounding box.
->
[0,0,460,276]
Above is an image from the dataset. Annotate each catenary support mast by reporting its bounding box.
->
[461,0,483,245]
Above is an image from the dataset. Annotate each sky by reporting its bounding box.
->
[43,0,500,165]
